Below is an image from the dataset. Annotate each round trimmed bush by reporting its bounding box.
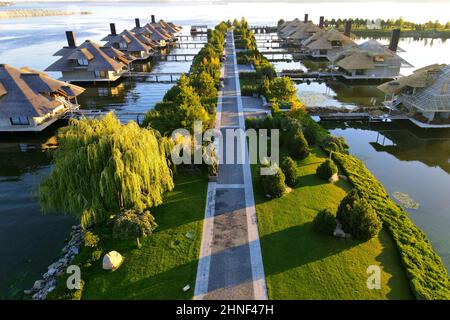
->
[260,164,286,198]
[112,210,158,239]
[340,197,382,241]
[313,209,337,235]
[336,188,361,227]
[280,156,298,187]
[316,159,338,180]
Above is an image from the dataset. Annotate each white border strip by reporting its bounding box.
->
[193,182,216,299]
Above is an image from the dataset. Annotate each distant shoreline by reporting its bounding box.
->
[0,2,12,7]
[0,9,91,19]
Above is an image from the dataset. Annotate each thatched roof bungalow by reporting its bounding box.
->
[102,24,154,60]
[303,29,356,58]
[0,64,84,132]
[46,32,135,83]
[330,34,412,80]
[378,64,450,123]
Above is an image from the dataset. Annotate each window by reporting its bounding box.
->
[10,117,30,125]
[95,71,108,79]
[77,58,89,66]
[119,42,127,49]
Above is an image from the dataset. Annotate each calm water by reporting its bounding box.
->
[1,1,450,298]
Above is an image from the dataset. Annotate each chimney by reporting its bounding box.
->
[151,15,155,24]
[65,31,76,47]
[389,29,401,52]
[110,23,117,36]
[304,14,308,23]
[344,20,352,37]
[135,18,140,28]
[319,16,324,29]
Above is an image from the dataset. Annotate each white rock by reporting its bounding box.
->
[32,280,45,291]
[182,285,191,292]
[102,251,123,270]
[329,173,339,183]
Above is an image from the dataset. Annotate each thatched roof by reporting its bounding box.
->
[401,65,450,112]
[285,22,321,40]
[337,51,375,70]
[0,64,84,118]
[145,23,171,42]
[378,64,447,94]
[46,40,135,73]
[331,39,412,71]
[306,29,356,50]
[279,18,302,35]
[103,29,153,53]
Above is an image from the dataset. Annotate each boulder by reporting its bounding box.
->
[32,280,45,291]
[102,251,123,270]
[329,173,339,183]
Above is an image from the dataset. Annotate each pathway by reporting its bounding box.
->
[194,31,267,300]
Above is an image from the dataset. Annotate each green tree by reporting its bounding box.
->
[267,77,297,102]
[260,164,286,198]
[280,156,298,187]
[316,159,338,180]
[288,127,310,159]
[39,113,174,227]
[313,209,337,235]
[342,198,382,241]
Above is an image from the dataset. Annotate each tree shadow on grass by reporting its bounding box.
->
[375,229,414,300]
[155,174,208,232]
[82,258,200,300]
[260,222,360,277]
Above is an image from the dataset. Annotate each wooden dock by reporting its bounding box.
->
[319,113,371,121]
[124,72,184,83]
[279,71,342,79]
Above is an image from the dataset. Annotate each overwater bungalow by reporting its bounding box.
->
[303,29,356,59]
[0,64,84,132]
[329,30,412,80]
[46,32,135,83]
[378,64,450,124]
[278,15,322,42]
[102,22,154,60]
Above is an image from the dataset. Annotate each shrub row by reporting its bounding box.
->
[333,152,450,299]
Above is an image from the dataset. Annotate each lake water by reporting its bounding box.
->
[1,1,450,299]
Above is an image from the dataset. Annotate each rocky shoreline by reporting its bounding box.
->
[25,225,83,300]
[0,9,91,19]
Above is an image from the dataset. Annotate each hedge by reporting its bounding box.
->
[333,152,450,300]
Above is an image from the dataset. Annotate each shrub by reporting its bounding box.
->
[316,159,338,180]
[260,164,286,198]
[320,135,349,154]
[313,209,337,235]
[336,188,361,227]
[112,210,158,239]
[333,152,450,299]
[340,198,382,241]
[280,156,298,187]
[288,128,310,159]
[83,231,100,248]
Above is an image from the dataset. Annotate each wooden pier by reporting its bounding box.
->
[279,71,342,79]
[174,42,206,49]
[124,72,184,83]
[177,35,207,41]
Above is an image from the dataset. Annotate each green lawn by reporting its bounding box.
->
[50,173,208,300]
[253,148,414,299]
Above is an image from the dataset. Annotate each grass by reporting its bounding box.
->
[252,147,414,299]
[48,172,208,300]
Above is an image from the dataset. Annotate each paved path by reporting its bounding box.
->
[194,31,267,300]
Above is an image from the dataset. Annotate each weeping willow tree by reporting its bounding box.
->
[40,113,174,227]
